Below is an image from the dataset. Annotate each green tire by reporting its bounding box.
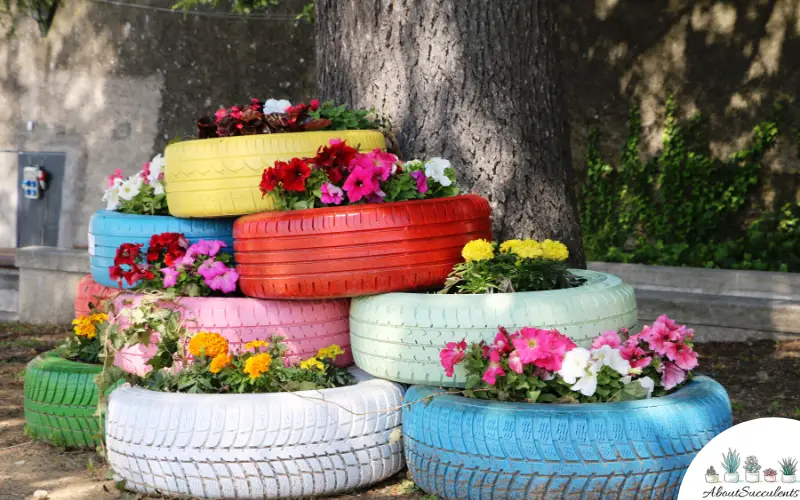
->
[350,269,638,387]
[23,350,104,448]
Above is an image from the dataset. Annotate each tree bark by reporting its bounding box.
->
[315,0,585,267]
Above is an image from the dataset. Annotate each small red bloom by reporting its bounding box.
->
[259,167,280,195]
[229,106,243,120]
[309,99,320,111]
[113,243,143,267]
[277,158,312,192]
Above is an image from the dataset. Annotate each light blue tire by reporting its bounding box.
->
[404,376,732,500]
[88,210,235,288]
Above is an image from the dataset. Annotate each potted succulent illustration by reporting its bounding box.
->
[706,465,720,483]
[722,449,741,483]
[780,457,798,483]
[764,468,778,483]
[744,455,761,482]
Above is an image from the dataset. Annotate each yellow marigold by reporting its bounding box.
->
[88,312,108,323]
[462,239,494,262]
[243,353,273,379]
[244,340,269,352]
[188,332,229,358]
[499,239,524,254]
[541,239,569,261]
[71,316,97,339]
[317,344,344,360]
[209,353,232,374]
[299,357,324,371]
[512,239,543,259]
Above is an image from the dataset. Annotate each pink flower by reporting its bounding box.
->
[658,361,686,390]
[229,106,243,120]
[620,344,652,370]
[482,349,506,385]
[493,329,512,354]
[508,350,523,374]
[642,321,680,356]
[591,330,622,350]
[342,166,379,202]
[207,268,239,294]
[198,259,228,280]
[187,240,225,258]
[366,189,386,203]
[161,266,181,288]
[107,169,124,187]
[320,182,344,205]
[512,327,552,365]
[140,162,151,184]
[440,340,467,377]
[657,314,680,331]
[410,170,428,193]
[664,342,698,371]
[350,150,398,180]
[214,108,228,122]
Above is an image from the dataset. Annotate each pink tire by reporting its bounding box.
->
[110,295,351,375]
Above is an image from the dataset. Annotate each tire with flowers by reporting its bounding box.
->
[350,269,637,386]
[404,376,732,500]
[233,194,493,299]
[89,210,235,288]
[23,350,103,448]
[111,295,353,375]
[105,368,405,498]
[74,274,117,318]
[164,130,387,218]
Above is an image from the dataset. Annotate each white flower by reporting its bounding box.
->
[637,376,655,398]
[152,181,165,196]
[263,98,292,114]
[591,345,632,376]
[571,362,599,397]
[558,347,591,384]
[118,175,143,201]
[147,153,165,185]
[424,157,453,186]
[102,178,123,210]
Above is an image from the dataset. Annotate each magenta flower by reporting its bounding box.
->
[493,329,512,354]
[664,342,698,371]
[591,330,622,350]
[440,340,467,377]
[658,361,686,390]
[350,150,398,181]
[188,240,225,258]
[161,266,181,288]
[657,314,680,331]
[642,321,680,355]
[512,327,551,365]
[198,259,228,280]
[342,166,379,202]
[620,343,652,369]
[320,182,344,205]
[482,349,506,385]
[410,170,428,194]
[207,268,239,294]
[508,350,523,374]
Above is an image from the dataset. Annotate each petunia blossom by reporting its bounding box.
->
[161,266,181,288]
[571,362,599,397]
[591,345,632,376]
[642,320,680,356]
[342,166,379,202]
[557,347,591,384]
[440,340,467,377]
[658,361,686,390]
[207,268,239,294]
[198,259,228,281]
[482,349,506,385]
[187,240,225,258]
[508,350,523,374]
[424,157,453,186]
[664,342,699,371]
[493,329,512,354]
[591,330,622,350]
[320,182,345,205]
[511,327,552,365]
[410,170,428,194]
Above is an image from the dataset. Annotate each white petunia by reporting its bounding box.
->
[557,347,591,384]
[263,98,292,114]
[571,362,599,397]
[424,157,453,186]
[637,376,655,398]
[118,175,143,201]
[102,178,123,210]
[152,181,165,196]
[591,344,632,376]
[147,153,165,185]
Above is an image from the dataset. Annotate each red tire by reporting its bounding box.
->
[233,194,493,299]
[110,295,352,375]
[74,275,117,318]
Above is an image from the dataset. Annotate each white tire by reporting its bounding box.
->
[106,369,405,498]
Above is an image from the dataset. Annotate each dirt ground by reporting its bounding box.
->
[1,322,798,500]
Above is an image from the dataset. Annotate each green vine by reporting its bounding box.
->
[580,96,799,272]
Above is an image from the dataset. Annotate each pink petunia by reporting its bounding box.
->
[349,150,398,181]
[214,107,228,122]
[207,268,239,294]
[657,314,680,331]
[107,169,124,188]
[620,343,652,370]
[591,330,622,350]
[664,342,698,371]
[410,170,428,194]
[511,327,551,365]
[365,188,387,204]
[440,340,467,377]
[508,350,523,374]
[493,329,512,354]
[161,266,181,288]
[342,166,379,203]
[198,259,228,281]
[187,240,225,258]
[320,182,344,205]
[658,361,686,390]
[482,349,506,385]
[642,321,680,356]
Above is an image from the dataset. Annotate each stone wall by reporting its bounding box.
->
[0,0,314,248]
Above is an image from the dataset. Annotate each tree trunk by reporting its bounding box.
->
[314,0,585,267]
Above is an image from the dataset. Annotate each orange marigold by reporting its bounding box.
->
[243,353,272,379]
[244,340,268,351]
[209,353,232,374]
[188,331,229,358]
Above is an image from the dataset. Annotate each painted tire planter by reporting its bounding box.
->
[112,295,352,375]
[23,350,103,448]
[233,194,493,299]
[106,368,405,498]
[74,274,117,318]
[350,269,637,386]
[404,376,732,500]
[164,130,387,218]
[89,210,235,288]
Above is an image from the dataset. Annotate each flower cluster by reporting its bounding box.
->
[109,233,238,295]
[65,310,109,364]
[259,138,459,210]
[442,238,583,294]
[197,98,383,139]
[440,315,697,403]
[72,312,108,339]
[102,154,167,215]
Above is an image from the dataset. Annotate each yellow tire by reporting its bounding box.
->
[164,130,387,218]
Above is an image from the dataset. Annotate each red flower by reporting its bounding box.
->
[259,167,280,195]
[250,98,263,111]
[325,166,344,184]
[313,140,358,169]
[229,106,243,120]
[113,243,142,267]
[277,158,312,192]
[146,233,188,265]
[309,99,320,111]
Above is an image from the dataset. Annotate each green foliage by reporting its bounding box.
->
[172,0,279,14]
[706,466,717,476]
[780,457,798,475]
[117,183,168,216]
[744,455,761,474]
[721,448,741,473]
[310,100,384,131]
[580,96,799,272]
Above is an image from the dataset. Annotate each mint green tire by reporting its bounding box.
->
[350,269,637,387]
[23,350,104,448]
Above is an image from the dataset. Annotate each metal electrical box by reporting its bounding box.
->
[17,152,65,247]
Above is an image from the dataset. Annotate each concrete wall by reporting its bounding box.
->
[0,0,314,249]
